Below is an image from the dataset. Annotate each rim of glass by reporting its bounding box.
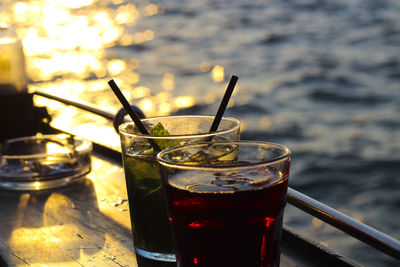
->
[119,115,240,139]
[157,140,291,171]
[1,134,92,160]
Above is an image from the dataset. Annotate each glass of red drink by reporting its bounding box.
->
[157,141,291,267]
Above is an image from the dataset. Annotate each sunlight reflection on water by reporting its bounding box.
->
[1,0,202,106]
[1,0,206,146]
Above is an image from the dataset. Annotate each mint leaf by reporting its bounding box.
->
[149,122,170,136]
[149,122,180,150]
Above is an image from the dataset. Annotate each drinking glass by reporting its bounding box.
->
[118,115,240,262]
[157,141,291,267]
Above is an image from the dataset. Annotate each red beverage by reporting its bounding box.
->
[165,166,288,267]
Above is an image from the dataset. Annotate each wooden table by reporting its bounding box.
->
[0,145,357,267]
[0,152,139,266]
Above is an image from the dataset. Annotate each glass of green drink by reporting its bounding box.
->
[118,115,240,262]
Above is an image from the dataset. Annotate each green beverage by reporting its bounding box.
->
[123,153,173,255]
[119,115,240,262]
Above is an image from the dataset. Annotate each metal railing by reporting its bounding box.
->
[33,90,400,261]
[287,188,400,261]
[33,91,116,120]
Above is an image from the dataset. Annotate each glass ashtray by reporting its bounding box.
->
[0,134,92,191]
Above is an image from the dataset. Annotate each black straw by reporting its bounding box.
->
[108,79,161,152]
[209,75,238,133]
